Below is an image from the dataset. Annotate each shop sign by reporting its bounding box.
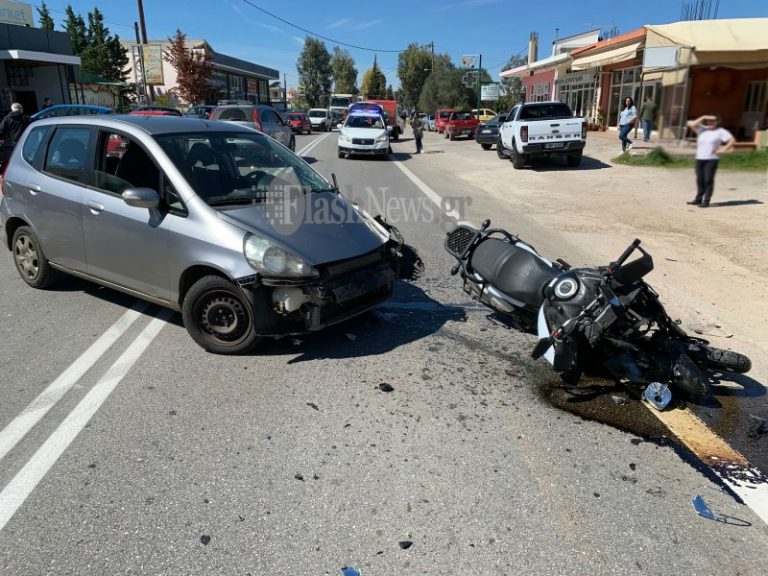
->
[0,0,33,26]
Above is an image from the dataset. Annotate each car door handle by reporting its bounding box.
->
[87,200,104,213]
[28,183,42,195]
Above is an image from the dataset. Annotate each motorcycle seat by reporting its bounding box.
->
[471,239,556,309]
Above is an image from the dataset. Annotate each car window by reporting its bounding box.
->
[519,103,572,120]
[439,111,451,119]
[216,108,249,121]
[156,131,330,206]
[44,127,91,183]
[22,126,52,164]
[260,109,277,124]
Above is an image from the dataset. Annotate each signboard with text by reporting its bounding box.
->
[0,0,33,26]
[142,44,165,85]
[481,83,500,100]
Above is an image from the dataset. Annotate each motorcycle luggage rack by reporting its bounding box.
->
[445,225,478,258]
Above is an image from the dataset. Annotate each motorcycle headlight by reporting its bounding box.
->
[376,133,388,142]
[553,276,579,299]
[244,234,319,278]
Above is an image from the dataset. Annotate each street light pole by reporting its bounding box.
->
[476,54,483,115]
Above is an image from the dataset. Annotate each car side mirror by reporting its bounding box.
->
[122,187,160,209]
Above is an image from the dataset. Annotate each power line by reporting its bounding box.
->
[237,0,404,53]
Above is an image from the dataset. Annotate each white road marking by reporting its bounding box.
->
[390,158,472,226]
[298,132,331,157]
[0,309,172,532]
[0,302,148,463]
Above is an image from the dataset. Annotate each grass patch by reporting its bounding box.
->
[613,146,768,170]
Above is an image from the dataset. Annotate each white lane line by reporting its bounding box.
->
[390,158,472,225]
[298,132,331,157]
[0,309,172,532]
[0,302,148,463]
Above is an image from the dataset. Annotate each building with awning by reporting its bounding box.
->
[122,39,279,107]
[0,3,81,115]
[642,18,768,139]
[569,28,647,128]
[500,29,600,113]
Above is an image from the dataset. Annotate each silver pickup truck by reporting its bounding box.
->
[497,101,586,169]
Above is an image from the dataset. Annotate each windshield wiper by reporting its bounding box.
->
[207,196,265,206]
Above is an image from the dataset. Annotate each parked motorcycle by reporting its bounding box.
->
[445,220,751,405]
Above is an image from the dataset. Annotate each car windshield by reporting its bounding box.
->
[345,115,384,129]
[156,131,331,207]
[308,110,327,117]
[439,111,452,119]
[454,112,473,121]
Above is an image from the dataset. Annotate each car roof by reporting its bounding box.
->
[26,114,253,136]
[30,104,111,118]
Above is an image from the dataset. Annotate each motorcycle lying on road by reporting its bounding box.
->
[445,220,751,406]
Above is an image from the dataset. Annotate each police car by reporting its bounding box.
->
[337,103,390,159]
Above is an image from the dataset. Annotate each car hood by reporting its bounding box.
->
[340,127,387,140]
[215,191,389,265]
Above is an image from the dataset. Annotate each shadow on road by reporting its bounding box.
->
[709,199,764,208]
[527,155,613,172]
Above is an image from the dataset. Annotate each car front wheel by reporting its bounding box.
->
[12,226,57,288]
[182,275,261,354]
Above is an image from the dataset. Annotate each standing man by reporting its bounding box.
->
[0,102,31,168]
[411,112,424,154]
[42,97,53,110]
[685,114,735,208]
[639,96,656,143]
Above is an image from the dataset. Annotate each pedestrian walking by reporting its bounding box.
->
[411,112,424,154]
[0,102,31,169]
[639,96,656,142]
[618,96,637,152]
[685,114,735,208]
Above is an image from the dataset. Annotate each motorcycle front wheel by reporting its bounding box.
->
[690,345,752,374]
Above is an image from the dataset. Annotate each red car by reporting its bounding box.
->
[129,106,183,117]
[434,108,454,134]
[286,111,312,134]
[444,110,479,141]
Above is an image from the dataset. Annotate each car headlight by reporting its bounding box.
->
[339,132,351,142]
[376,133,388,142]
[244,234,319,278]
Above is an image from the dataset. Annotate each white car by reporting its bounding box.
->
[307,108,331,131]
[337,113,390,159]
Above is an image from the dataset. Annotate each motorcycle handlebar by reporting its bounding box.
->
[611,239,641,269]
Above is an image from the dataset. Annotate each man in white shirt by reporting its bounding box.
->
[685,114,735,207]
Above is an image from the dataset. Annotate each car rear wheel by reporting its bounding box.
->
[182,275,262,354]
[566,150,582,166]
[480,143,491,150]
[12,226,57,288]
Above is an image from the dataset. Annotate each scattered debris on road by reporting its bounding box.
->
[398,540,413,549]
[378,383,395,393]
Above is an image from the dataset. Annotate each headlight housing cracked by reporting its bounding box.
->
[244,234,319,278]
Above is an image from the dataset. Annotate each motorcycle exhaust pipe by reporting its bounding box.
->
[480,285,519,314]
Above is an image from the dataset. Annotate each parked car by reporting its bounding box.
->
[184,105,215,119]
[338,112,390,159]
[434,108,454,133]
[444,110,479,140]
[209,104,295,151]
[498,101,586,168]
[307,108,331,131]
[0,115,405,354]
[129,106,183,117]
[30,104,111,121]
[471,108,497,123]
[474,113,508,150]
[285,111,312,135]
[425,114,436,131]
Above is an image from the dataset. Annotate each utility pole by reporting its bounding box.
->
[136,0,155,101]
[476,54,483,115]
[283,73,287,111]
[431,41,435,73]
[133,22,147,105]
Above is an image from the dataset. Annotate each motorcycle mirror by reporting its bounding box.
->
[481,219,491,230]
[531,337,554,360]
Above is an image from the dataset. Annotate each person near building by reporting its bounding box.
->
[0,103,31,169]
[411,111,424,154]
[42,97,53,110]
[618,96,637,152]
[639,96,657,142]
[685,114,735,208]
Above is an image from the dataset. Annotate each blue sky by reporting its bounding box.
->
[39,0,767,90]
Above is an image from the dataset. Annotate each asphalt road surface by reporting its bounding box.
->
[1,130,766,575]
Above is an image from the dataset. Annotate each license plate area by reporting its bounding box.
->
[545,142,564,149]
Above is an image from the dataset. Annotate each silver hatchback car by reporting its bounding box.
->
[1,116,403,353]
[209,105,295,151]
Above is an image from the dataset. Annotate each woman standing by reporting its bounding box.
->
[685,114,735,207]
[618,97,637,153]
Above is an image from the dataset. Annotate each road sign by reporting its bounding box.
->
[462,71,478,88]
[481,83,500,100]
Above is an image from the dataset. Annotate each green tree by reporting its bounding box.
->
[498,55,527,111]
[297,37,332,107]
[397,43,432,109]
[80,7,128,82]
[418,68,476,112]
[330,47,358,94]
[63,5,87,54]
[360,56,386,99]
[163,30,214,105]
[37,2,55,30]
